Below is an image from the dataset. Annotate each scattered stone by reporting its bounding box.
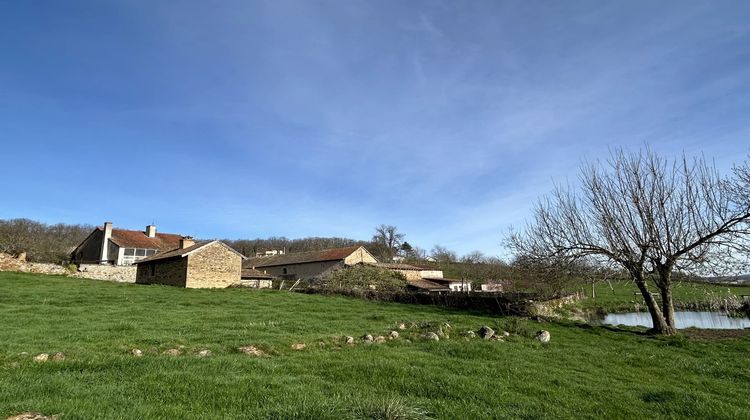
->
[162,348,181,356]
[389,330,399,339]
[197,349,212,357]
[52,352,65,362]
[6,412,58,420]
[422,332,440,341]
[18,352,28,356]
[131,349,144,357]
[362,334,374,343]
[291,343,306,350]
[177,345,186,350]
[490,336,504,342]
[443,322,452,329]
[535,330,551,343]
[502,331,511,337]
[479,326,495,340]
[374,336,387,344]
[344,336,354,344]
[33,353,49,363]
[397,323,407,330]
[238,345,265,357]
[463,331,476,338]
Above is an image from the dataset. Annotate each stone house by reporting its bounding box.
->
[369,262,444,281]
[135,238,246,288]
[71,222,183,265]
[243,245,377,281]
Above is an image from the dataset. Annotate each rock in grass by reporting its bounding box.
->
[33,353,49,363]
[374,336,387,344]
[163,348,181,356]
[131,349,144,357]
[362,334,374,343]
[463,331,476,338]
[344,336,354,344]
[291,343,306,350]
[422,332,440,341]
[6,412,58,420]
[52,352,65,361]
[502,331,511,337]
[389,330,399,339]
[479,326,495,340]
[398,323,407,330]
[197,349,212,357]
[238,345,265,357]
[18,352,28,356]
[535,330,551,343]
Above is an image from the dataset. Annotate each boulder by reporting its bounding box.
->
[162,348,181,356]
[131,349,144,357]
[291,343,306,350]
[33,353,49,363]
[479,326,495,340]
[389,331,399,339]
[397,323,407,330]
[197,349,212,357]
[362,334,374,343]
[535,330,551,343]
[374,336,387,344]
[344,336,354,344]
[463,331,476,338]
[52,352,65,361]
[422,332,440,341]
[6,412,57,420]
[238,345,265,356]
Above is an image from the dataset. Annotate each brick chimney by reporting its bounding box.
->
[146,224,157,238]
[179,236,195,249]
[100,222,113,264]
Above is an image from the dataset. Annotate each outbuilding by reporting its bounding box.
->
[135,238,246,288]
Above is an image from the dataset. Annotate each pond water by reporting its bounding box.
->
[603,311,750,330]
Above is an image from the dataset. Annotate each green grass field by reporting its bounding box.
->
[573,280,750,313]
[1,272,749,419]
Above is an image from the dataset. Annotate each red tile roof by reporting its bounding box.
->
[244,246,367,268]
[105,228,183,250]
[135,240,246,264]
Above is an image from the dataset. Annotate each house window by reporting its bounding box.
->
[283,268,288,275]
[135,249,146,257]
[146,249,156,256]
[124,248,135,256]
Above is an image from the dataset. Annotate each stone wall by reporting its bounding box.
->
[262,260,343,281]
[136,258,187,287]
[186,242,242,288]
[72,264,137,283]
[344,247,378,265]
[0,252,70,275]
[239,279,273,289]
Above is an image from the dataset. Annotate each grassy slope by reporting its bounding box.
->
[0,272,748,419]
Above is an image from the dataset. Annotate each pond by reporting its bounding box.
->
[602,311,750,330]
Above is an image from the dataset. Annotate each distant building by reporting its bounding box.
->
[406,278,451,293]
[135,238,246,288]
[240,267,276,289]
[427,278,472,292]
[71,222,183,265]
[255,249,285,257]
[243,245,377,281]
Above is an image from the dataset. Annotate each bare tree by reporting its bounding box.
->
[508,149,750,335]
[430,245,457,264]
[372,224,405,260]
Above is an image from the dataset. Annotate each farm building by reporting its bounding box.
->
[368,262,444,281]
[135,238,246,288]
[71,222,183,265]
[426,278,472,292]
[406,278,451,293]
[240,268,276,289]
[243,245,377,281]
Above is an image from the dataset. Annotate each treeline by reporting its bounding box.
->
[0,218,93,263]
[223,237,371,257]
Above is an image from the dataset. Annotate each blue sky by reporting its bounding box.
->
[1,1,749,257]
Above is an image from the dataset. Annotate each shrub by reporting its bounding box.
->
[323,264,407,293]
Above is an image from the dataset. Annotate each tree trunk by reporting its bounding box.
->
[656,266,676,335]
[632,276,670,334]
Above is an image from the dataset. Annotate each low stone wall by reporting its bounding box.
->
[72,264,137,283]
[0,252,70,275]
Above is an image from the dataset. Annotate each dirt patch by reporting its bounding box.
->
[6,413,57,420]
[238,345,266,357]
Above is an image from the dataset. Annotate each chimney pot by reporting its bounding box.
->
[179,236,195,249]
[146,225,157,238]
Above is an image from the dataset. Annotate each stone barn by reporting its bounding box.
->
[135,238,246,288]
[243,245,377,281]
